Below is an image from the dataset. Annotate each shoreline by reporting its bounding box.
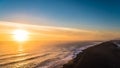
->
[62,40,120,68]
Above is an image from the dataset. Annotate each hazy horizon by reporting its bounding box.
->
[0,21,120,42]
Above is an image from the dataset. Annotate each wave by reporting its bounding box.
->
[0,53,50,66]
[0,41,101,68]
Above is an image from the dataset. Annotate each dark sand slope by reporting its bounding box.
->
[63,41,120,68]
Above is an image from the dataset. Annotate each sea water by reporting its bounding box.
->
[0,41,99,68]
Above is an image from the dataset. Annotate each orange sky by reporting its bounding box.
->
[0,21,120,43]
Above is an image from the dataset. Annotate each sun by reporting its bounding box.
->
[12,29,29,42]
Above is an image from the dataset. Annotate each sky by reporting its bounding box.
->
[0,0,120,31]
[0,0,120,41]
[0,21,119,41]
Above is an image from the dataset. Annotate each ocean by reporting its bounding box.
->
[0,41,100,68]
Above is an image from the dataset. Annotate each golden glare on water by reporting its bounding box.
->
[12,29,29,42]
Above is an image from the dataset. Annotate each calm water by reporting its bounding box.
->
[0,41,99,68]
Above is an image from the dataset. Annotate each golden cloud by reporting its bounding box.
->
[0,21,119,41]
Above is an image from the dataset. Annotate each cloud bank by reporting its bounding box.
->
[0,21,119,41]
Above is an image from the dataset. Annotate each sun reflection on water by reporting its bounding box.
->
[18,43,24,53]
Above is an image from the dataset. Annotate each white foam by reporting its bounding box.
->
[37,42,102,68]
[113,42,120,47]
[72,42,102,58]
